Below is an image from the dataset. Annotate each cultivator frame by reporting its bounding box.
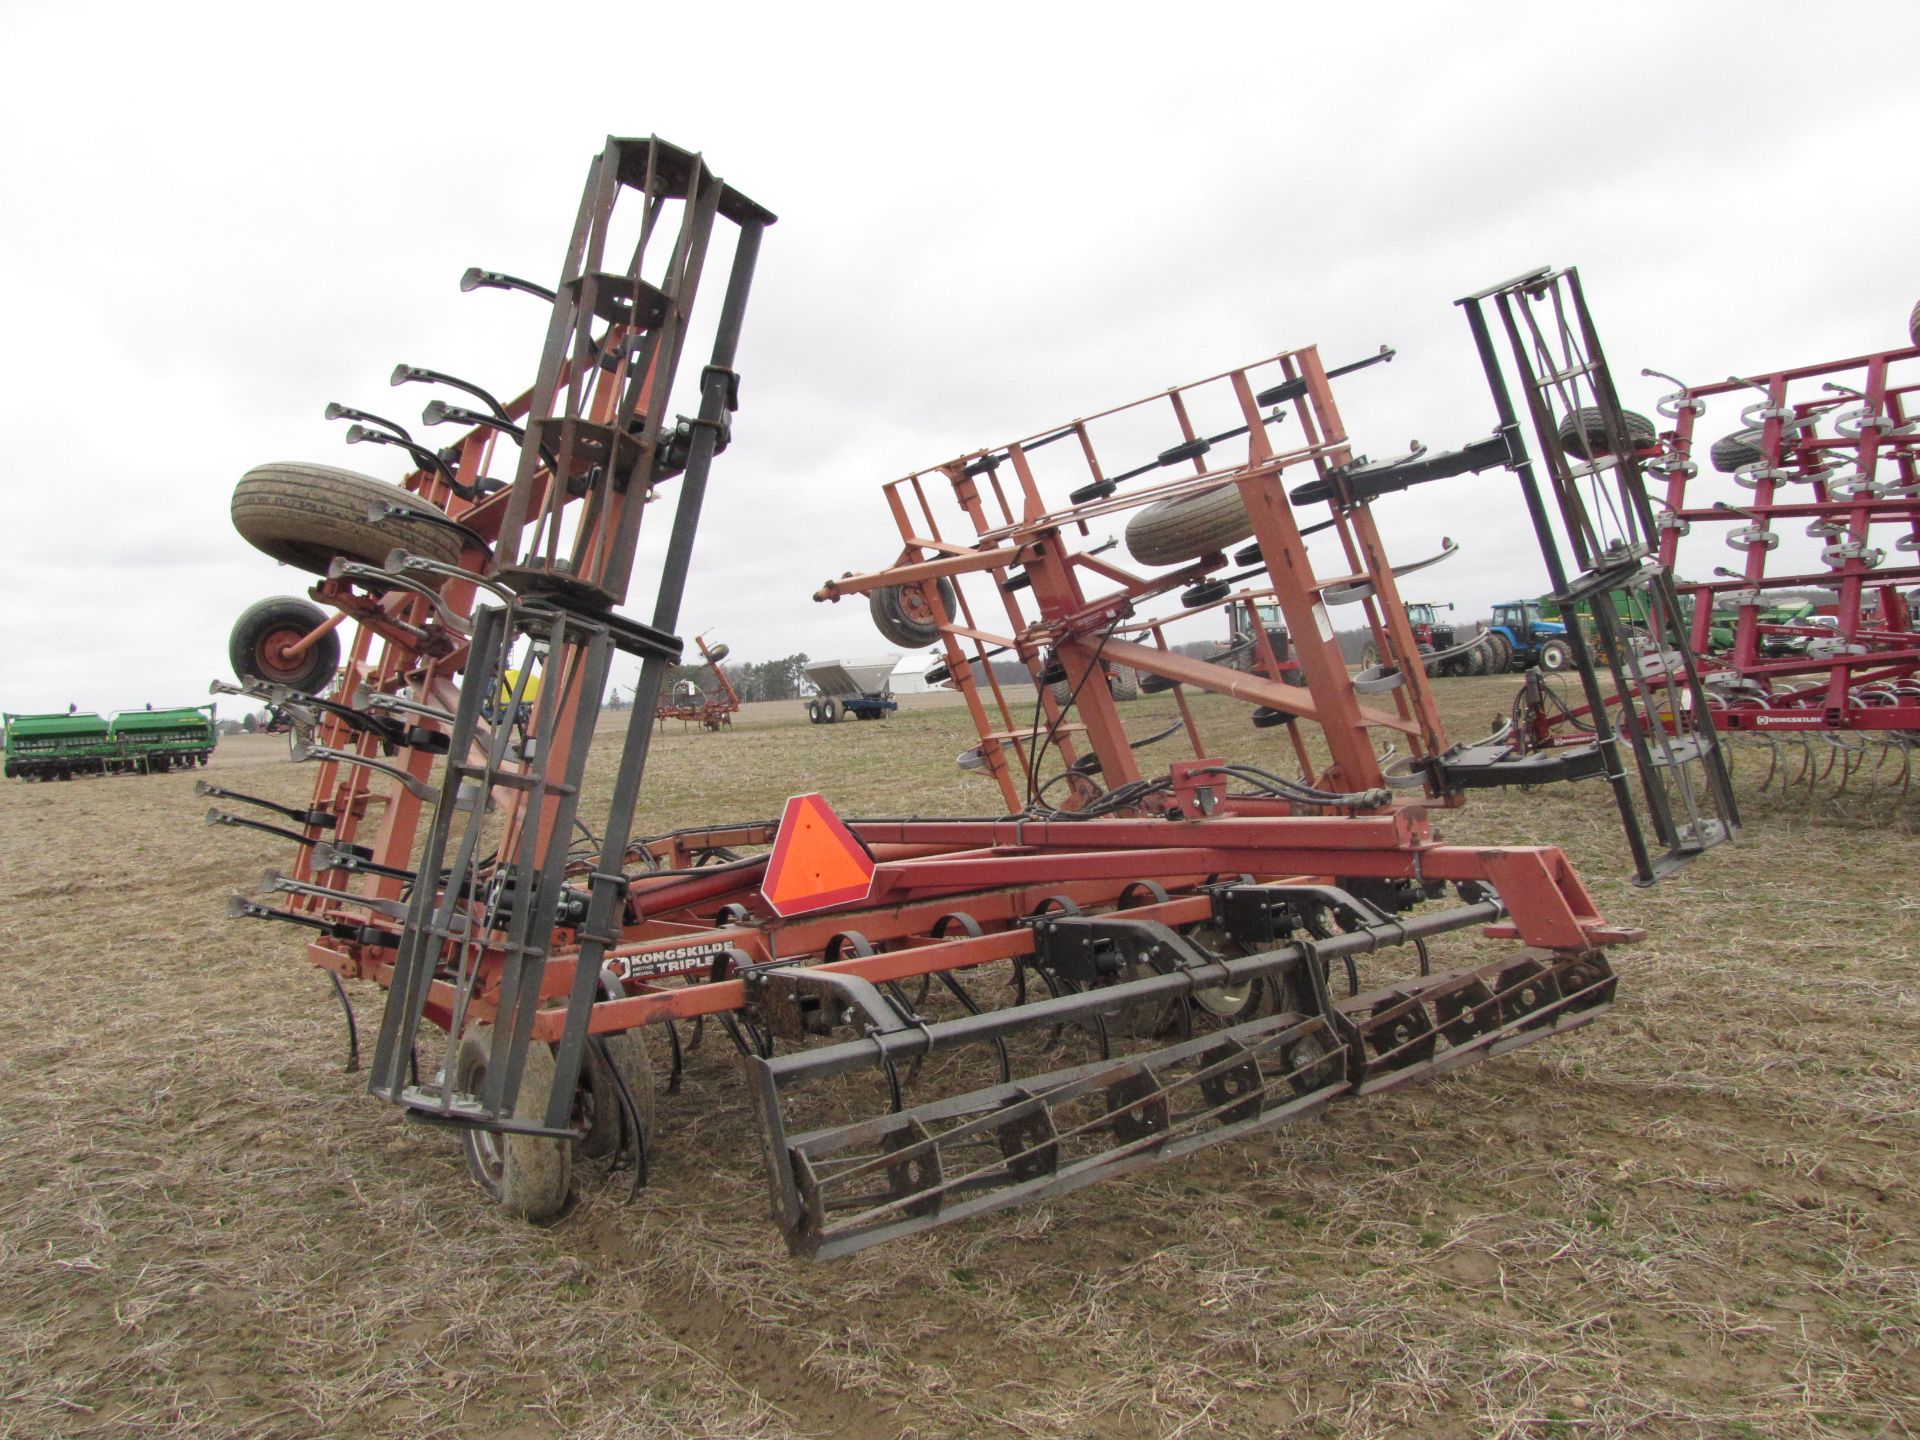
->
[220,152,1638,1259]
[1476,280,1920,798]
[655,634,740,730]
[1449,268,1741,882]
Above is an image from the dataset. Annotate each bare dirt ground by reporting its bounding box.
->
[1,678,1915,1439]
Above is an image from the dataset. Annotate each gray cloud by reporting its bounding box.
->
[4,1,1915,713]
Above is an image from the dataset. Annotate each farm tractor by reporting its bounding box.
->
[1359,600,1495,677]
[207,142,1703,1258]
[656,634,740,730]
[1484,599,1572,673]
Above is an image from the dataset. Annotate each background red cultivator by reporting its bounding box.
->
[654,633,740,730]
[1491,298,1920,798]
[216,142,1646,1260]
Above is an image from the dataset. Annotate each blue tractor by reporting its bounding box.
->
[1484,599,1572,673]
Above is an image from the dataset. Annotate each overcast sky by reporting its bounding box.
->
[3,1,1915,714]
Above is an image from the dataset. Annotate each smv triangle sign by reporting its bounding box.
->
[761,793,876,917]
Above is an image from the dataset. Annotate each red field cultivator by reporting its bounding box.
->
[654,634,740,730]
[213,140,1652,1259]
[1488,296,1920,797]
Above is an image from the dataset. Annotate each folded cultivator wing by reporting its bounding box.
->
[219,145,1636,1259]
[1473,272,1920,803]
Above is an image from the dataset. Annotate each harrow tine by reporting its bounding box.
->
[1826,734,1861,795]
[1789,733,1816,791]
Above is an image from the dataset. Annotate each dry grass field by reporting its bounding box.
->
[1,678,1914,1439]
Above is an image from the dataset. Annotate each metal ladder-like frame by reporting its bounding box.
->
[1459,267,1740,884]
[364,136,771,1134]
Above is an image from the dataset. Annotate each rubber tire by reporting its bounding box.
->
[229,596,341,694]
[1910,297,1919,348]
[454,1024,572,1222]
[704,643,731,664]
[1124,486,1253,567]
[1140,670,1176,695]
[1419,643,1440,679]
[869,577,957,648]
[1359,640,1380,670]
[232,462,466,575]
[807,699,823,724]
[1556,407,1656,459]
[821,697,840,723]
[1483,631,1514,673]
[1709,433,1764,475]
[1107,666,1139,702]
[578,1030,656,1162]
[1538,638,1573,672]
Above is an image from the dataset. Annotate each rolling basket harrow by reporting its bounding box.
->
[214,140,1656,1258]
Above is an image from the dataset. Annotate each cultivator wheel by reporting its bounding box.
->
[869,578,957,648]
[232,463,468,575]
[228,596,340,693]
[578,1030,656,1162]
[454,1025,571,1222]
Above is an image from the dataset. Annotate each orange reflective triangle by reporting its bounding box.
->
[762,793,876,917]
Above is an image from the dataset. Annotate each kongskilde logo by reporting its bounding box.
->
[608,945,730,981]
[1747,714,1827,728]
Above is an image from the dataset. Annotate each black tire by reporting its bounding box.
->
[869,578,957,648]
[1538,638,1573,672]
[704,643,731,664]
[1140,670,1176,695]
[1709,433,1764,474]
[1909,298,1919,348]
[454,1024,571,1222]
[1556,407,1656,459]
[232,462,466,576]
[1107,666,1139,702]
[1483,631,1514,673]
[807,699,823,724]
[1359,640,1380,670]
[1419,643,1440,678]
[820,697,840,723]
[578,1030,656,1163]
[1124,486,1252,567]
[229,596,341,694]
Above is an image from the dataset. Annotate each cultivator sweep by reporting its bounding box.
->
[1478,276,1920,801]
[216,144,1636,1259]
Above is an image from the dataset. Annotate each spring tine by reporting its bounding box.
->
[1833,735,1864,794]
[1757,734,1780,791]
[1791,734,1815,791]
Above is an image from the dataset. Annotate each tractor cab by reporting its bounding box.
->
[1491,599,1558,643]
[1228,600,1287,646]
[1402,601,1457,651]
